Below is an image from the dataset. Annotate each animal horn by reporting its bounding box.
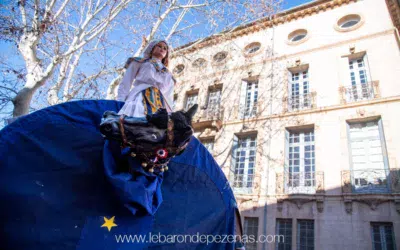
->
[185,104,198,120]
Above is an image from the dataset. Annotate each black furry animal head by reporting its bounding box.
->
[146,105,197,147]
[99,105,198,171]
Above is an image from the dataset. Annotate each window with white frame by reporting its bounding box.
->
[297,220,314,250]
[286,128,315,194]
[371,222,396,250]
[289,70,310,110]
[245,42,261,54]
[207,89,221,118]
[337,14,361,29]
[201,139,214,154]
[173,64,185,74]
[244,217,259,250]
[239,80,258,118]
[348,119,388,193]
[276,219,292,250]
[340,17,360,28]
[193,58,206,68]
[213,52,227,62]
[232,135,257,189]
[347,55,373,102]
[288,29,308,43]
[185,93,198,111]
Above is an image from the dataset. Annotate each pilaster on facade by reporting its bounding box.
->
[385,0,400,33]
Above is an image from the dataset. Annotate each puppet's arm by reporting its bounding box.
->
[117,60,140,102]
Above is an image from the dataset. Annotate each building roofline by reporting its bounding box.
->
[172,0,358,57]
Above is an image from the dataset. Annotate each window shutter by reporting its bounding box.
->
[238,81,247,119]
[205,90,210,109]
[287,71,293,111]
[284,130,290,171]
[230,135,239,186]
[284,130,290,193]
[363,54,371,83]
[363,53,375,98]
[288,70,293,95]
[378,119,390,181]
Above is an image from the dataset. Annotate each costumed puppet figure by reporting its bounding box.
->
[117,40,174,117]
[100,40,198,217]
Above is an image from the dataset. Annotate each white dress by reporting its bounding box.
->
[117,58,174,117]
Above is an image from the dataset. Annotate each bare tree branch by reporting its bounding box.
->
[166,0,194,41]
[0,85,19,95]
[32,0,40,31]
[63,48,83,102]
[52,0,71,21]
[19,0,28,29]
[171,2,208,10]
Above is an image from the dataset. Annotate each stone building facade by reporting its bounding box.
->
[170,0,400,249]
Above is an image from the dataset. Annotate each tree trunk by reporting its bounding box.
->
[13,33,43,117]
[12,85,38,117]
[106,73,123,100]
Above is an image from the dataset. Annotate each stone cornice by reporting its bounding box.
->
[172,0,358,57]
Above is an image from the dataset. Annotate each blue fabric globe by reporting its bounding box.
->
[0,100,239,250]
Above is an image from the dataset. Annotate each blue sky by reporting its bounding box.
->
[283,0,314,9]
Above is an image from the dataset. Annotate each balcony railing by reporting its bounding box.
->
[238,104,258,119]
[236,101,264,119]
[193,106,223,121]
[344,82,374,102]
[341,169,400,194]
[276,171,324,195]
[283,92,316,111]
[288,93,311,111]
[204,106,223,120]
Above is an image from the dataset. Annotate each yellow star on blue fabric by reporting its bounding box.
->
[101,216,117,232]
